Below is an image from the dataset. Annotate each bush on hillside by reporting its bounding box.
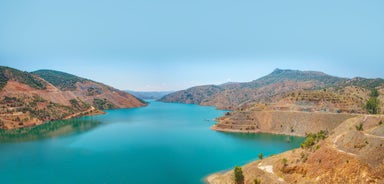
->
[234,166,244,184]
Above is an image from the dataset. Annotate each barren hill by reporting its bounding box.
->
[0,66,146,129]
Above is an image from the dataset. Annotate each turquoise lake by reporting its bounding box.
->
[0,101,304,184]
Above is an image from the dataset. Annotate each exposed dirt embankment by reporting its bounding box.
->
[207,115,384,184]
[214,110,356,136]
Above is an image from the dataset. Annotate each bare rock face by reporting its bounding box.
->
[0,66,146,129]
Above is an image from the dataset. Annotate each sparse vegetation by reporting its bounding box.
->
[282,158,288,166]
[234,166,244,184]
[301,136,315,149]
[0,66,146,130]
[366,88,380,114]
[0,66,46,90]
[258,153,263,160]
[93,98,117,110]
[370,88,379,98]
[354,143,366,149]
[254,178,261,184]
[0,94,94,129]
[301,130,328,149]
[300,152,308,162]
[33,70,87,91]
[0,70,8,90]
[355,123,364,131]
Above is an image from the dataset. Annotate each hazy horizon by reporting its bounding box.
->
[1,0,383,91]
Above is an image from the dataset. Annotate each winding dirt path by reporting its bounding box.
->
[332,133,356,156]
[64,106,96,120]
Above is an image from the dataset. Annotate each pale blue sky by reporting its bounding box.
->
[0,0,383,91]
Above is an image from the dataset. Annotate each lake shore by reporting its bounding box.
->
[206,114,384,183]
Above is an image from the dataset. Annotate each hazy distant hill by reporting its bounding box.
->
[160,68,384,111]
[0,66,146,129]
[125,90,173,100]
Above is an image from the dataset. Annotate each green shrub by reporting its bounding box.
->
[366,97,380,114]
[370,88,379,98]
[355,123,364,131]
[301,134,315,149]
[254,178,261,184]
[301,130,328,149]
[234,166,244,184]
[258,153,263,160]
[282,158,288,166]
[366,89,380,114]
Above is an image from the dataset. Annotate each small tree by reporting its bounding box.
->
[371,88,379,98]
[282,158,288,167]
[254,178,261,184]
[355,123,364,131]
[366,97,380,114]
[258,153,263,160]
[301,134,315,149]
[234,166,244,184]
[366,88,380,114]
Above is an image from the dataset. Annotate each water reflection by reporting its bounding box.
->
[218,131,303,144]
[0,118,103,143]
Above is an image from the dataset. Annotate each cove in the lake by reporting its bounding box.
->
[0,101,304,184]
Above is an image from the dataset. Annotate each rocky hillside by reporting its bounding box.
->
[160,69,384,111]
[214,110,356,137]
[212,86,384,136]
[207,115,384,183]
[162,68,384,183]
[160,69,349,109]
[0,66,146,129]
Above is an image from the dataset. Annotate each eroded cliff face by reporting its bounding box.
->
[207,115,384,184]
[214,110,356,136]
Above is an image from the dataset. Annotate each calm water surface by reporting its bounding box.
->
[0,101,304,184]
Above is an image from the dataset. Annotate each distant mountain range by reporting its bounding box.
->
[0,66,146,129]
[125,90,173,100]
[160,68,384,112]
